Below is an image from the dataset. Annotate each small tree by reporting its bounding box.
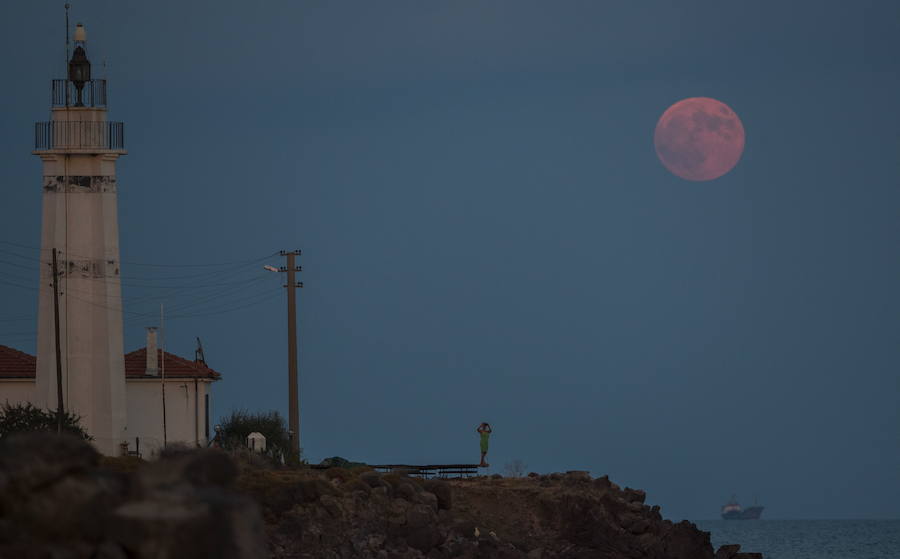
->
[504,458,527,478]
[0,402,92,441]
[217,409,295,464]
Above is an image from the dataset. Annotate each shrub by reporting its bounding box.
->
[0,402,91,441]
[216,409,296,465]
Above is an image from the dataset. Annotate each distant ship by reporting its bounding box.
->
[721,495,764,520]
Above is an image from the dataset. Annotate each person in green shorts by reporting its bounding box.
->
[476,422,492,467]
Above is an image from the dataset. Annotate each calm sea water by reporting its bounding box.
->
[694,520,900,559]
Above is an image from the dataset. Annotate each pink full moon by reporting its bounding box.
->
[653,97,745,181]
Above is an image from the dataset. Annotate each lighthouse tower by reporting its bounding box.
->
[33,24,127,455]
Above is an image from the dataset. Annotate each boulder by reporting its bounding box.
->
[0,432,99,495]
[623,487,646,504]
[565,470,591,482]
[360,470,385,488]
[593,475,612,490]
[423,479,452,510]
[111,491,265,558]
[716,544,741,559]
[0,433,266,559]
[418,490,439,511]
[395,481,418,502]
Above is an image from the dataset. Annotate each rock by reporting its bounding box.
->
[733,554,763,559]
[450,519,478,539]
[94,541,128,559]
[112,491,266,558]
[0,434,761,559]
[565,470,591,482]
[0,432,99,495]
[423,479,452,510]
[0,433,267,559]
[623,488,646,504]
[405,504,441,552]
[716,544,741,559]
[296,477,339,503]
[319,494,344,518]
[137,448,237,493]
[621,513,652,535]
[360,470,385,488]
[406,504,435,529]
[663,520,715,559]
[418,490,439,511]
[351,478,375,495]
[0,433,123,546]
[395,481,418,502]
[593,475,612,490]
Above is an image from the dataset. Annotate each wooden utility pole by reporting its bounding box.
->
[161,304,167,448]
[280,250,303,458]
[52,248,64,433]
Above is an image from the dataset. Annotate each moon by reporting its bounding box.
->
[654,97,745,181]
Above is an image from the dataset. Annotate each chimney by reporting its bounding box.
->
[146,327,158,376]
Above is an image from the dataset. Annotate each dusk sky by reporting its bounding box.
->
[1,1,898,521]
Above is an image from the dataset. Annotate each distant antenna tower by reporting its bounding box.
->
[195,337,206,364]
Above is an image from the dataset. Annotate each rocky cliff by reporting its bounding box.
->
[0,433,761,559]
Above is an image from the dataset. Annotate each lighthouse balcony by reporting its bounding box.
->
[34,120,125,153]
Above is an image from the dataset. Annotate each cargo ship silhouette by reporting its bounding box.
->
[721,495,764,520]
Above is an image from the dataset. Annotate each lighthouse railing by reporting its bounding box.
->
[34,121,125,151]
[50,79,108,108]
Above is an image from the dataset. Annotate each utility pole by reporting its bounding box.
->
[280,250,303,459]
[161,303,167,448]
[52,248,64,433]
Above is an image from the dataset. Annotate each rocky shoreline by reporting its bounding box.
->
[0,433,762,559]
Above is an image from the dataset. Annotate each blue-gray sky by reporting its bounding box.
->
[1,1,898,520]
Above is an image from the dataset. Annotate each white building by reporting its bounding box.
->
[0,337,220,456]
[0,23,221,455]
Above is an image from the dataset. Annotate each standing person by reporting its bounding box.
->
[476,422,492,467]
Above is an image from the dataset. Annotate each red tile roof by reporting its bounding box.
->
[0,345,37,379]
[124,348,221,380]
[0,345,220,380]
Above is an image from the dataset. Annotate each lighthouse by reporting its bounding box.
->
[33,23,127,455]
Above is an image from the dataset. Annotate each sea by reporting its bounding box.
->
[694,520,900,559]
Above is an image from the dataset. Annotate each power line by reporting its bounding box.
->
[0,316,35,322]
[0,278,39,292]
[0,258,40,271]
[0,241,278,271]
[166,289,283,319]
[120,252,279,269]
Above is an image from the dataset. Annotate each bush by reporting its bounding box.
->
[216,409,296,465]
[0,402,92,441]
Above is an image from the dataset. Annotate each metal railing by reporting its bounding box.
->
[34,120,125,151]
[51,79,108,108]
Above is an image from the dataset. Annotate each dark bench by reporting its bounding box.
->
[368,464,482,479]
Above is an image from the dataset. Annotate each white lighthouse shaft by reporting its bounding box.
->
[33,26,128,455]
